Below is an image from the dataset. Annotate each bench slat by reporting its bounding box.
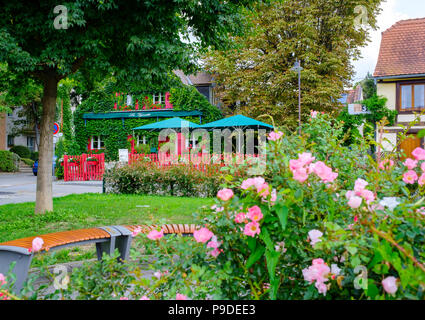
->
[0,228,111,252]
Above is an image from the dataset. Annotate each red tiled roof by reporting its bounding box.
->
[346,86,363,104]
[374,18,425,78]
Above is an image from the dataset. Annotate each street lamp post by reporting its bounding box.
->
[291,59,303,135]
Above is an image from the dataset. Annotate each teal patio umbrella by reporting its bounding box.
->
[132,117,201,131]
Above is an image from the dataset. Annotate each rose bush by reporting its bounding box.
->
[4,113,425,300]
[140,113,425,300]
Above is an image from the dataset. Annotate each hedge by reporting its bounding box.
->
[103,162,223,198]
[9,145,31,159]
[0,150,20,172]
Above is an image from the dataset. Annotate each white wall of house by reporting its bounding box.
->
[6,106,39,152]
[377,83,396,111]
[376,81,425,153]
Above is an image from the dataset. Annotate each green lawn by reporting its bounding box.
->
[0,193,214,243]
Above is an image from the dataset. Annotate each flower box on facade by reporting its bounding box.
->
[86,160,98,166]
[68,162,79,167]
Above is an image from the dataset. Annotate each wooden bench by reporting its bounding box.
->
[0,224,196,292]
[123,224,197,236]
[0,226,132,292]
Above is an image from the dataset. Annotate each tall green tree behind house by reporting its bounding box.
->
[0,0,254,214]
[204,0,382,128]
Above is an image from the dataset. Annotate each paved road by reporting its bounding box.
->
[0,173,102,205]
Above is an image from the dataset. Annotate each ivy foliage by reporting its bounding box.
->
[74,79,222,161]
[338,94,396,145]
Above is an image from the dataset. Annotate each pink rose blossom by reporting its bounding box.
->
[354,178,368,192]
[298,153,316,166]
[31,237,44,252]
[211,205,224,212]
[275,241,287,253]
[309,161,338,183]
[289,159,305,171]
[359,189,375,204]
[308,230,323,247]
[292,167,309,183]
[147,229,164,240]
[132,226,142,237]
[421,162,425,172]
[412,147,425,161]
[193,227,214,243]
[310,110,319,118]
[247,205,263,222]
[120,297,129,300]
[302,258,330,296]
[418,173,425,186]
[379,159,394,170]
[176,293,188,300]
[140,296,150,300]
[403,158,418,170]
[208,248,222,258]
[217,188,234,201]
[382,276,398,295]
[270,189,277,205]
[257,183,270,197]
[348,196,362,209]
[403,170,418,184]
[234,212,246,223]
[244,221,261,237]
[0,273,6,286]
[241,178,255,190]
[267,131,283,141]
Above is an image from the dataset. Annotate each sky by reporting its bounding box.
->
[352,0,425,83]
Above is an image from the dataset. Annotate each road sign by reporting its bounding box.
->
[53,122,60,135]
[118,149,129,163]
[348,104,371,115]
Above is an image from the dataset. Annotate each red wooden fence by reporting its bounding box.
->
[63,153,105,181]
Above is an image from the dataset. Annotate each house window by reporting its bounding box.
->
[7,135,14,147]
[136,135,147,145]
[90,136,105,149]
[152,93,164,105]
[27,136,35,152]
[400,83,425,110]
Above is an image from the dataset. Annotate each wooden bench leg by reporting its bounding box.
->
[0,246,32,293]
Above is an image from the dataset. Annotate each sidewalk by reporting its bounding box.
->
[0,173,102,205]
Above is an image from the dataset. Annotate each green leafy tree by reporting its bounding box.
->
[204,0,382,128]
[360,72,377,100]
[0,0,253,213]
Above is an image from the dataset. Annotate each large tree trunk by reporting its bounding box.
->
[35,74,58,214]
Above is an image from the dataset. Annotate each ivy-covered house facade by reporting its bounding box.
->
[73,75,222,161]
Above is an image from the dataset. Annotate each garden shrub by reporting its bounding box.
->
[0,150,19,172]
[21,158,34,167]
[30,151,38,161]
[5,113,425,300]
[9,145,31,159]
[103,162,223,198]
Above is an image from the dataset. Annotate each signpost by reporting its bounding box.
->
[348,104,371,115]
[119,149,129,163]
[53,122,60,177]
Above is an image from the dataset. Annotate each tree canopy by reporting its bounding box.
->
[204,0,382,128]
[0,0,254,213]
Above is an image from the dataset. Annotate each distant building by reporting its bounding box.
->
[374,18,425,157]
[0,107,39,152]
[173,70,220,107]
